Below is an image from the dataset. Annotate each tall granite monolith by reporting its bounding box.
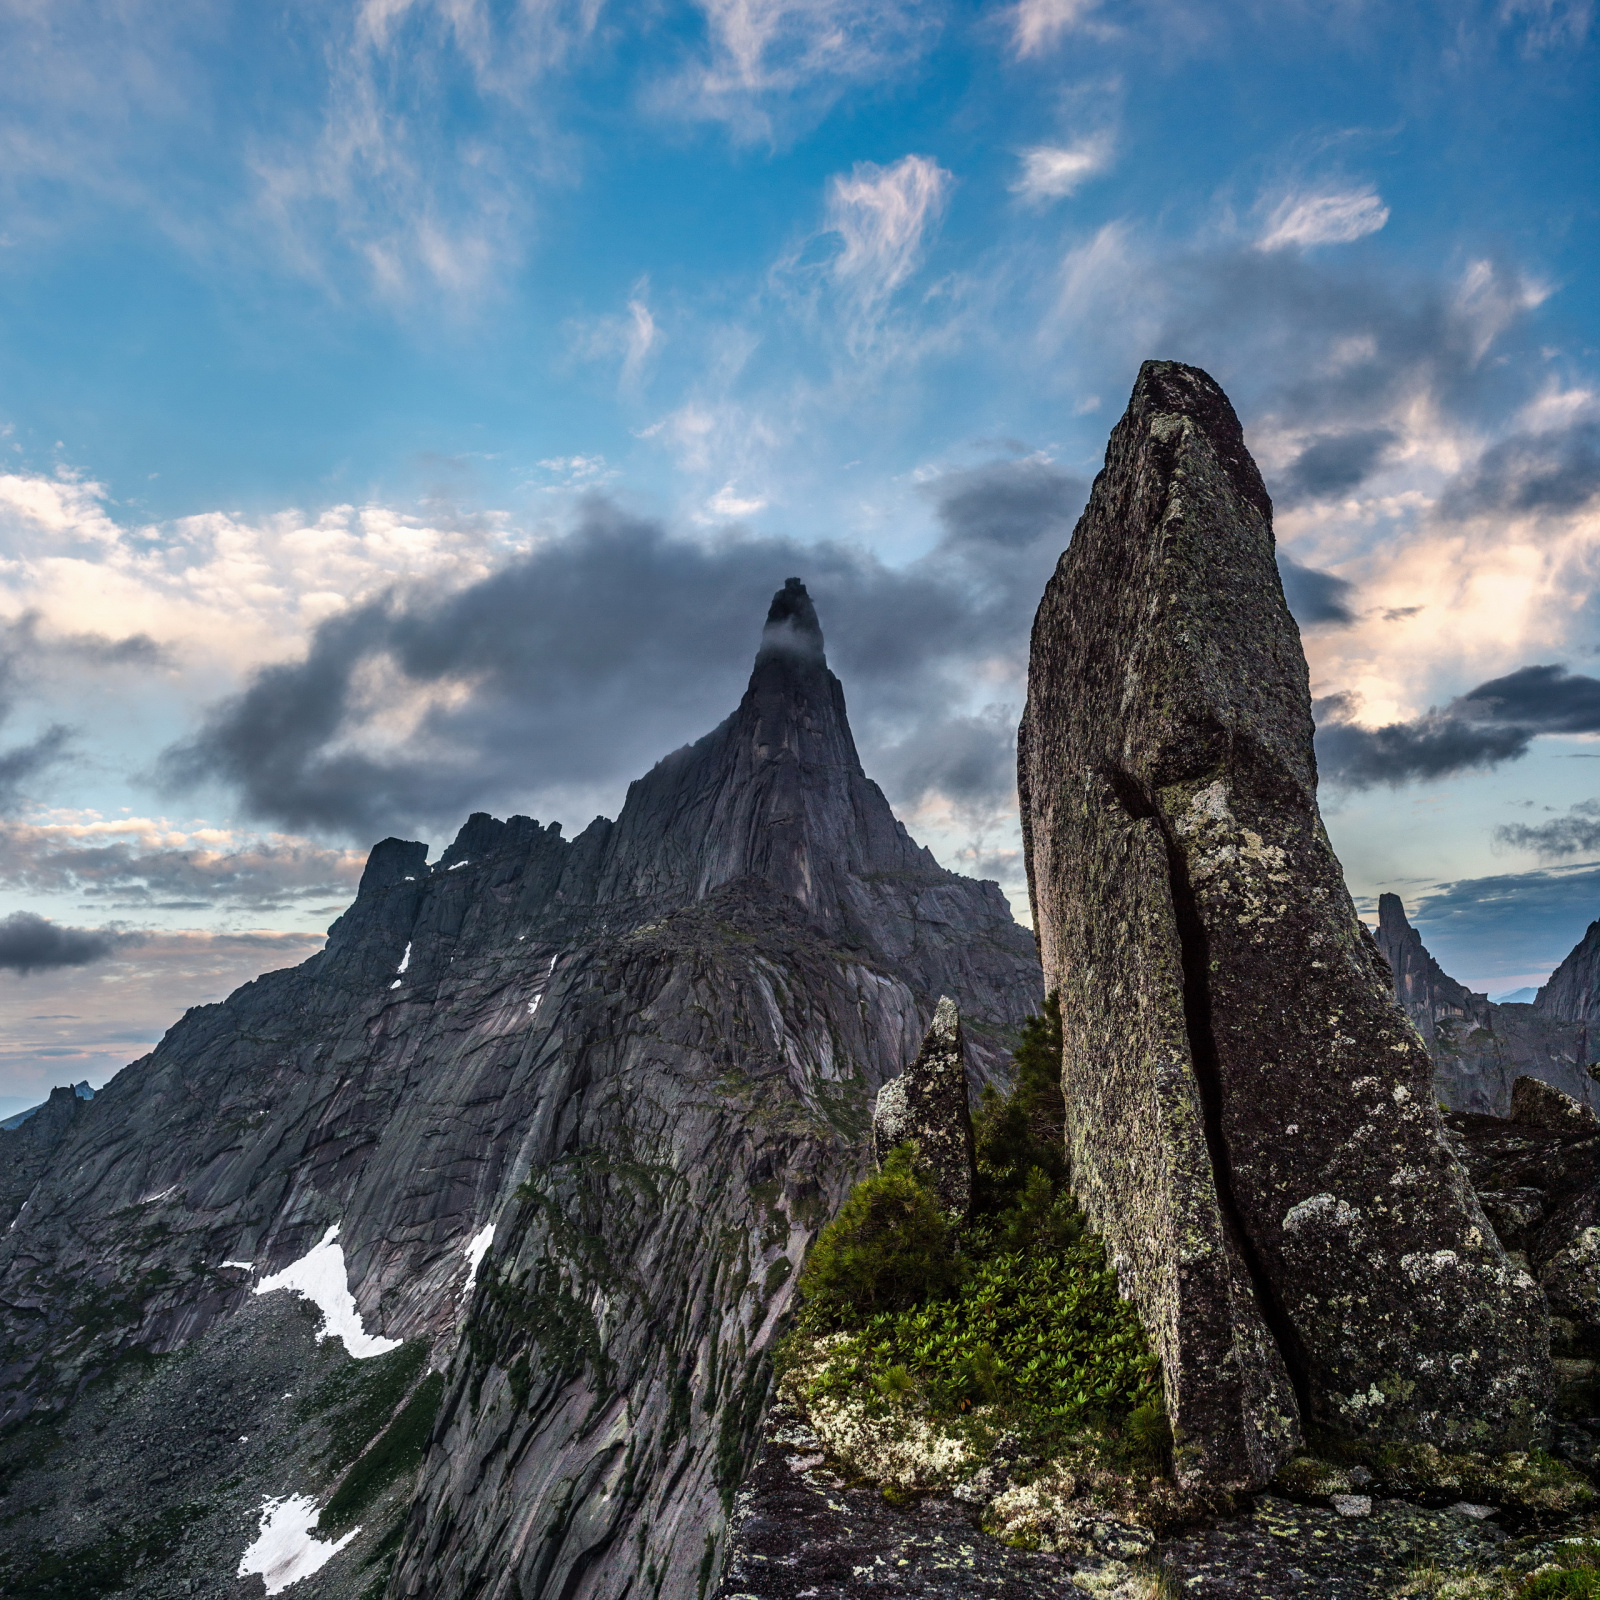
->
[872,996,976,1221]
[1018,359,1550,1487]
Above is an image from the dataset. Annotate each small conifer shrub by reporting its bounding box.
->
[796,1145,966,1327]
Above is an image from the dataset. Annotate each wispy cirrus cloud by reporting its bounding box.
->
[1258,185,1390,251]
[1007,0,1107,57]
[654,0,940,139]
[826,154,952,305]
[1011,135,1114,203]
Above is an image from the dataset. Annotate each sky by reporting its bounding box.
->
[0,0,1598,1114]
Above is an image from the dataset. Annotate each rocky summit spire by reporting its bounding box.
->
[597,578,931,927]
[1019,360,1548,1487]
[756,575,826,666]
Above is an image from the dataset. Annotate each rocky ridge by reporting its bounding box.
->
[0,581,1042,1600]
[1374,893,1599,1115]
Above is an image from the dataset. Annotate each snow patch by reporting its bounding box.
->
[448,859,470,870]
[395,941,411,975]
[390,980,401,990]
[253,1226,401,1359]
[528,953,560,1015]
[220,1260,253,1271]
[140,1185,178,1205]
[237,1494,358,1594]
[460,1224,495,1298]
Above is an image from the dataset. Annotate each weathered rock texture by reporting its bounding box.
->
[1018,360,1548,1488]
[1374,894,1598,1115]
[1445,1103,1600,1368]
[0,582,1041,1600]
[871,996,976,1221]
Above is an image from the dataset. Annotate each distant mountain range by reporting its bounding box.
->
[1375,892,1600,1114]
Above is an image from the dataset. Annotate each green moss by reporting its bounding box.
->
[297,1339,429,1471]
[319,1370,445,1535]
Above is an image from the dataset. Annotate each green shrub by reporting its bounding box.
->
[796,1145,965,1327]
[790,994,1161,1450]
[1524,1546,1600,1599]
[972,994,1067,1210]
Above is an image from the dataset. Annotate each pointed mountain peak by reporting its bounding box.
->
[755,577,826,668]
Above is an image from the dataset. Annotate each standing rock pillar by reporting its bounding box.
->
[872,996,976,1222]
[1019,359,1549,1487]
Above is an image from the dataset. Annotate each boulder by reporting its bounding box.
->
[1018,359,1549,1487]
[873,997,976,1221]
[1510,1075,1597,1131]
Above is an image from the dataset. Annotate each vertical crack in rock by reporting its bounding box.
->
[1156,806,1313,1419]
[1021,359,1551,1487]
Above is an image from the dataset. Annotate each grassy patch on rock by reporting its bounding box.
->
[778,997,1192,1537]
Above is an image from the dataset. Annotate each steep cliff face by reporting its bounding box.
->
[1539,919,1600,1027]
[0,582,1041,1600]
[1375,894,1597,1115]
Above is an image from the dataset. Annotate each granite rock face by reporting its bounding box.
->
[1374,894,1598,1115]
[871,997,977,1221]
[1018,360,1548,1488]
[0,582,1042,1600]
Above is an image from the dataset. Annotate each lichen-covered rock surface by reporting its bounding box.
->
[0,581,1042,1600]
[872,997,977,1221]
[1017,359,1549,1485]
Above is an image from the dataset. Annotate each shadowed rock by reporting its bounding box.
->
[872,997,976,1221]
[1018,359,1549,1488]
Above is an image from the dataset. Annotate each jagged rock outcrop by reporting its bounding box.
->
[0,582,1042,1600]
[1374,894,1598,1115]
[1511,1075,1597,1131]
[1018,359,1548,1489]
[871,996,976,1221]
[1540,919,1600,1027]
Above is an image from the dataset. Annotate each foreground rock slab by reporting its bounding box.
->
[1018,359,1548,1486]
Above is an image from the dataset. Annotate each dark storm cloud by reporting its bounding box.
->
[872,709,1018,813]
[161,477,1079,842]
[1277,554,1357,627]
[0,725,71,811]
[1439,421,1600,519]
[1276,428,1395,506]
[1314,698,1532,788]
[1457,664,1600,732]
[1315,663,1600,789]
[0,828,362,911]
[926,457,1085,549]
[1496,799,1600,858]
[0,911,130,974]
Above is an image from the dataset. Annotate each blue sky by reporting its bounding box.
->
[0,0,1597,1110]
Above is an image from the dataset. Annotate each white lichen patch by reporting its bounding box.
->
[986,1465,1155,1565]
[799,1389,977,1489]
